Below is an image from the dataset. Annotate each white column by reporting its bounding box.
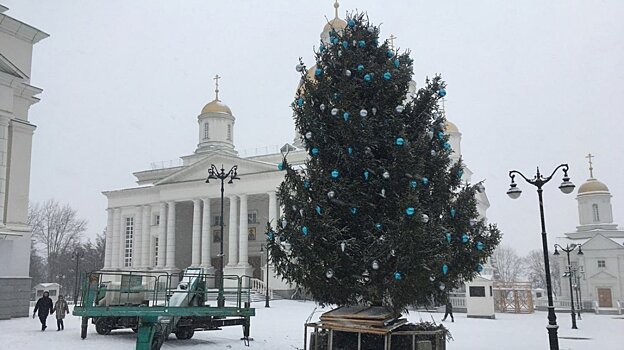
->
[134,206,143,268]
[227,195,239,266]
[201,198,212,269]
[141,205,151,268]
[238,194,249,266]
[111,208,121,268]
[0,116,10,224]
[119,211,127,268]
[104,208,114,269]
[166,201,176,268]
[157,202,167,268]
[192,199,202,267]
[268,191,277,231]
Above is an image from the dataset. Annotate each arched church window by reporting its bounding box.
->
[204,122,209,139]
[227,124,232,141]
[592,203,600,222]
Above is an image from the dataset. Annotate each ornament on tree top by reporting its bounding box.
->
[348,19,356,28]
[438,88,447,97]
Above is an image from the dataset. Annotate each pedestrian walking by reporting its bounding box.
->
[33,291,54,331]
[53,295,70,331]
[441,299,454,322]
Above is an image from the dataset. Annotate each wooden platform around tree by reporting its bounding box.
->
[317,306,404,334]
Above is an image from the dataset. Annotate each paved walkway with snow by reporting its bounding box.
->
[1,301,622,349]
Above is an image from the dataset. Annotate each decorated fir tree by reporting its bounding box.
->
[268,12,501,312]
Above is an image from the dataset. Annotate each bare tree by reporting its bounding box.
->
[491,245,525,283]
[524,249,562,296]
[28,199,87,279]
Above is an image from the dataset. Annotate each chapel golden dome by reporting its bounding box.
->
[578,179,609,194]
[201,99,232,115]
[445,120,459,133]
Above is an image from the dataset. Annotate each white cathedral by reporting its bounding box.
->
[102,3,491,293]
[556,156,624,313]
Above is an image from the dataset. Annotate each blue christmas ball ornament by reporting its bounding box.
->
[304,180,310,189]
[348,19,356,28]
[319,44,326,52]
[406,207,415,216]
[394,272,402,281]
[311,147,319,156]
[332,37,339,45]
[457,169,464,178]
[347,147,353,155]
[364,170,369,180]
[364,74,372,82]
[387,50,393,58]
[395,137,405,146]
[357,64,364,71]
[394,59,400,68]
[438,131,444,140]
[383,72,391,80]
[445,232,452,243]
[421,177,429,185]
[476,264,484,273]
[301,226,309,235]
[315,68,322,76]
[410,180,418,189]
[450,208,456,218]
[350,207,358,215]
[375,223,382,231]
[358,40,366,48]
[342,41,349,49]
[277,162,284,171]
[316,206,322,215]
[442,264,449,275]
[331,169,340,178]
[443,142,451,151]
[268,231,274,240]
[329,36,335,43]
[438,88,447,97]
[343,112,350,121]
[462,233,469,243]
[297,98,304,107]
[476,241,485,251]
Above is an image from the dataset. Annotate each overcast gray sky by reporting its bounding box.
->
[4,0,624,255]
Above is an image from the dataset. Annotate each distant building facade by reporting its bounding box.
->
[0,5,48,319]
[557,156,624,313]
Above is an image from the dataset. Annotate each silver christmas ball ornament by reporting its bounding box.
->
[395,105,405,113]
[305,131,312,139]
[383,171,390,179]
[345,69,352,77]
[326,269,334,279]
[360,109,368,117]
[372,260,380,270]
[331,108,339,116]
[296,64,304,72]
[320,104,326,111]
[327,190,335,199]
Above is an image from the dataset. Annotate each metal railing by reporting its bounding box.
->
[250,278,273,300]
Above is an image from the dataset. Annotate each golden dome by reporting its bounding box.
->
[324,17,347,33]
[445,120,459,133]
[201,99,232,115]
[578,178,609,194]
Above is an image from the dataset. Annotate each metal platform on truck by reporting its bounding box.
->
[73,268,255,350]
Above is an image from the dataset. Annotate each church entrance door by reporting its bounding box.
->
[597,288,612,307]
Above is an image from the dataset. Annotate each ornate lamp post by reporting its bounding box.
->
[575,265,584,318]
[260,243,270,308]
[507,164,575,350]
[206,164,240,307]
[554,243,583,329]
[72,250,84,304]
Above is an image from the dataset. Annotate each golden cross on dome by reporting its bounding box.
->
[389,34,398,50]
[586,153,595,178]
[334,0,340,18]
[214,74,221,101]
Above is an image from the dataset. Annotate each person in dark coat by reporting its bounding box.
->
[33,291,54,331]
[53,295,70,331]
[441,300,454,322]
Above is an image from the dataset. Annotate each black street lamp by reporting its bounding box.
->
[554,243,583,329]
[206,164,240,308]
[507,164,575,350]
[72,250,84,304]
[574,266,584,319]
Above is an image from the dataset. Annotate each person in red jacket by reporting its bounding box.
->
[33,291,54,331]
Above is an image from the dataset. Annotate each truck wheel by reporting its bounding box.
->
[95,319,112,335]
[174,328,194,340]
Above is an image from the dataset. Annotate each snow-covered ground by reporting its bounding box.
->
[1,300,622,350]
